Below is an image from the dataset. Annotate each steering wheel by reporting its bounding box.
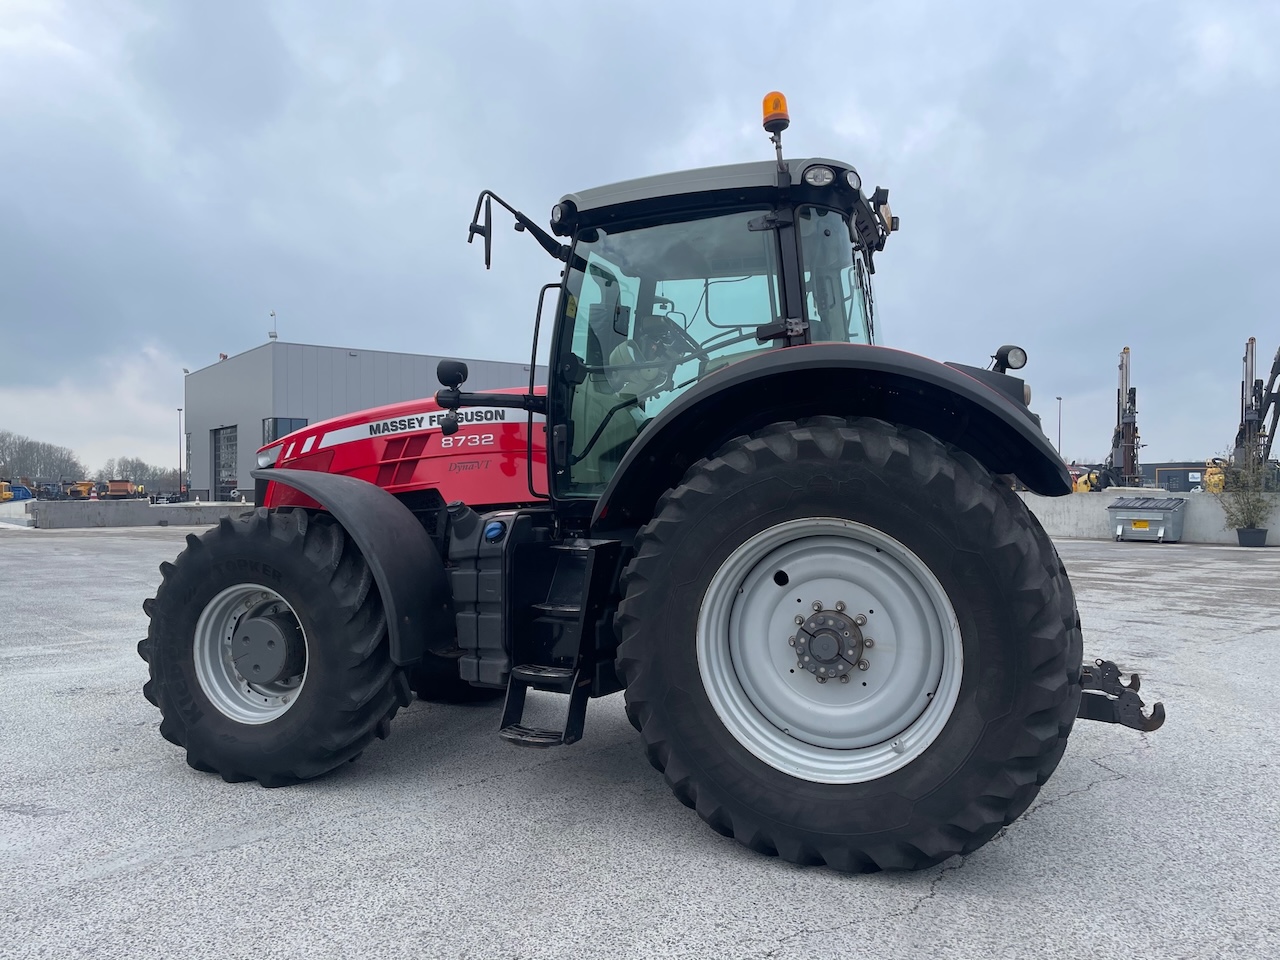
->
[648,314,710,364]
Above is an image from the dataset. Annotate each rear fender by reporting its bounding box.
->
[590,343,1071,531]
[251,468,455,664]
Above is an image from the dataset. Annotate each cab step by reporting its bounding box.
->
[497,536,622,749]
[497,724,566,748]
[510,663,576,694]
[499,665,590,747]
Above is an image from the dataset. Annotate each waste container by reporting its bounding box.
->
[1107,496,1187,543]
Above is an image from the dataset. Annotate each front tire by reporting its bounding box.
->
[616,417,1082,871]
[138,508,411,786]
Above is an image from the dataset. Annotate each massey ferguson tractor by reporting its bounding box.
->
[139,94,1163,872]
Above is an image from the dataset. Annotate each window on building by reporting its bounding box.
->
[263,418,308,445]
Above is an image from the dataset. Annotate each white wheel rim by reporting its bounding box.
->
[696,518,963,784]
[193,583,309,725]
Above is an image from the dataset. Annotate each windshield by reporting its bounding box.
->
[552,205,870,497]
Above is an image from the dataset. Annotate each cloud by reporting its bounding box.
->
[0,0,1278,466]
[0,345,184,470]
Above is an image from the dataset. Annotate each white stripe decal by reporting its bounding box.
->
[318,408,545,450]
[301,435,316,454]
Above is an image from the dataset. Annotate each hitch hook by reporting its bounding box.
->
[1077,659,1166,732]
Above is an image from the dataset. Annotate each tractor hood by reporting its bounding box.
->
[258,386,543,467]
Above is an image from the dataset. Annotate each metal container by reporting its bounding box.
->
[1107,496,1187,543]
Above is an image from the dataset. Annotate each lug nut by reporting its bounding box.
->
[840,675,850,683]
[812,601,823,611]
[817,676,827,683]
[835,601,846,612]
[795,615,805,625]
[789,637,796,646]
[864,638,874,649]
[854,614,867,626]
[857,659,870,671]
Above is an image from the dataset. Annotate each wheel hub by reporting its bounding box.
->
[233,612,305,685]
[194,583,310,725]
[697,518,964,783]
[793,609,864,681]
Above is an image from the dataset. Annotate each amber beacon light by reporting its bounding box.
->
[762,91,790,133]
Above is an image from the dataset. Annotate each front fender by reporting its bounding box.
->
[590,343,1071,531]
[251,469,455,664]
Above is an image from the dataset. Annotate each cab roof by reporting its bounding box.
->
[560,157,854,214]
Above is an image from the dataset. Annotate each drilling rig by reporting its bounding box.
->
[1207,337,1280,493]
[1234,337,1279,469]
[1104,346,1142,487]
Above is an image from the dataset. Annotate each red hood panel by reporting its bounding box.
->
[261,386,548,511]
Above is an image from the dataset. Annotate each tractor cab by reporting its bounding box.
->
[548,156,889,494]
[457,93,899,499]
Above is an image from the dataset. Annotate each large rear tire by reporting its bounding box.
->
[616,417,1082,871]
[138,508,411,786]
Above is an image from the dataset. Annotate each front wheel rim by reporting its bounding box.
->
[193,583,309,724]
[696,518,963,784]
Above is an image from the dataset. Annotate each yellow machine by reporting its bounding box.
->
[1073,471,1101,493]
[0,481,11,502]
[1203,459,1226,494]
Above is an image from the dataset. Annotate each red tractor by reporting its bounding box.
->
[140,94,1162,871]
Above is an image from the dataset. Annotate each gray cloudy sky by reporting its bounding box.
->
[1,0,1277,468]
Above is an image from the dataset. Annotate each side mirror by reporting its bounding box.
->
[437,360,469,389]
[468,196,493,270]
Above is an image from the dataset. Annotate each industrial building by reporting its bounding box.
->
[183,341,542,500]
[1139,461,1214,492]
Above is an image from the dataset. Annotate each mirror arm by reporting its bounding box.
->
[433,389,547,416]
[469,189,570,263]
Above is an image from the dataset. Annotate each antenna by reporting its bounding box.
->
[268,310,278,340]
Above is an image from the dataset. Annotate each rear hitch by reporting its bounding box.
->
[1077,659,1166,732]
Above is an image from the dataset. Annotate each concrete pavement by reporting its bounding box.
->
[1,527,1277,959]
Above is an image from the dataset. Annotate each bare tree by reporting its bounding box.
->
[0,430,88,481]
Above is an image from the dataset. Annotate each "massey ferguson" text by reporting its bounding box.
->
[366,408,510,437]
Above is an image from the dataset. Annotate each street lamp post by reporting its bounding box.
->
[177,408,183,497]
[1055,397,1063,455]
